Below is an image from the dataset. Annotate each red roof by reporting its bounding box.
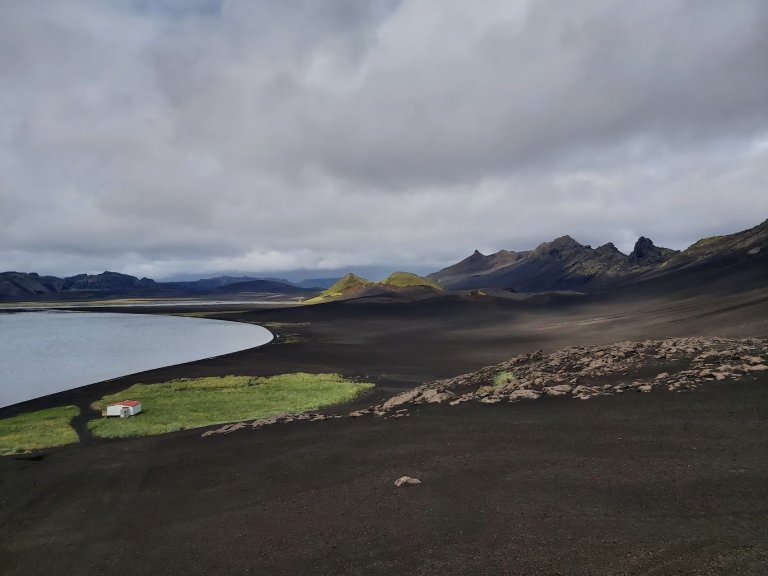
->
[108,400,141,407]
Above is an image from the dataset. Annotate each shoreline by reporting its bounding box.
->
[3,286,768,419]
[0,308,279,417]
[3,286,767,423]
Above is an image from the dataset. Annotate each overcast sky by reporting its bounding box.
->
[2,0,767,279]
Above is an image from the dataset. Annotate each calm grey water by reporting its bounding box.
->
[0,312,273,407]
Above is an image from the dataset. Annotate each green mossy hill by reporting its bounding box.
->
[306,271,443,303]
[305,273,374,303]
[324,273,374,296]
[381,271,444,291]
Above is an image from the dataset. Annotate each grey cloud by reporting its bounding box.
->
[0,0,767,278]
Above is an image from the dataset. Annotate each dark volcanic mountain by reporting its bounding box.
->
[0,271,157,299]
[0,271,315,301]
[63,271,158,293]
[430,219,767,292]
[628,237,677,265]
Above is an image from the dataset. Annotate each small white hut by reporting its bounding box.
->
[106,400,142,418]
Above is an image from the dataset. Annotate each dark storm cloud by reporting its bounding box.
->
[1,0,767,278]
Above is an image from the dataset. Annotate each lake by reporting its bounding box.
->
[0,311,273,407]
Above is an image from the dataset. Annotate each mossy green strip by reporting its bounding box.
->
[0,405,79,455]
[89,373,373,438]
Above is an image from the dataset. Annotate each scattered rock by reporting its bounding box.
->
[509,389,540,401]
[204,337,768,438]
[543,384,572,396]
[394,476,421,487]
[382,389,421,410]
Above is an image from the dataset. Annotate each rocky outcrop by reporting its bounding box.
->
[629,237,678,265]
[368,337,767,410]
[202,337,767,438]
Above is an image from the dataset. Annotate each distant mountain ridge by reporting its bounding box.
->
[0,271,316,300]
[429,219,768,292]
[3,219,765,301]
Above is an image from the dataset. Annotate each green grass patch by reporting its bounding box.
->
[0,406,79,455]
[88,373,374,439]
[493,370,516,389]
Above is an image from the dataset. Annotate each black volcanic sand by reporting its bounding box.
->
[1,288,768,574]
[1,380,767,575]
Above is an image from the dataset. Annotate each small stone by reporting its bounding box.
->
[572,385,599,396]
[476,386,494,397]
[637,385,653,393]
[394,476,421,487]
[425,391,454,404]
[543,384,572,396]
[655,372,669,380]
[509,389,540,400]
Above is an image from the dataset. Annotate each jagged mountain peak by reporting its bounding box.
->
[549,235,581,248]
[629,237,678,265]
[595,242,622,254]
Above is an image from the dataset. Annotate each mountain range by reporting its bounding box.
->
[429,219,768,293]
[2,219,766,301]
[0,272,320,300]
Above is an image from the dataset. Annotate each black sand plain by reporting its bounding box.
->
[1,278,768,575]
